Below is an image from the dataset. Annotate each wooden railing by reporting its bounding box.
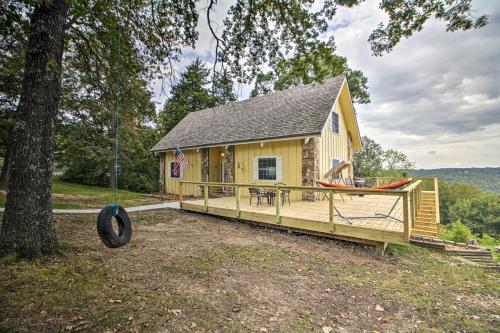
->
[179,179,428,242]
[403,180,423,241]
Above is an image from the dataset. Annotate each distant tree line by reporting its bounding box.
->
[439,182,499,237]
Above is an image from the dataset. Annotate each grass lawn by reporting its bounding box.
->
[0,210,498,332]
[0,177,165,209]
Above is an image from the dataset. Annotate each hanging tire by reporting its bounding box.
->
[96,205,132,248]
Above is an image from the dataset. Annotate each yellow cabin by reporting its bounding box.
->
[151,75,361,198]
[151,75,440,252]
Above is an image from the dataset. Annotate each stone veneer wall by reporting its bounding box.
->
[201,148,209,182]
[223,146,235,194]
[302,138,320,201]
[159,152,165,193]
[223,146,235,183]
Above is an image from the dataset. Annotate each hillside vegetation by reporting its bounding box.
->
[412,167,500,192]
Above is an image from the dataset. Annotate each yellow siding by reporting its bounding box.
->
[208,147,224,182]
[165,149,201,196]
[319,96,352,180]
[234,140,303,200]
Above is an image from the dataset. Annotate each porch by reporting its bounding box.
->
[178,178,440,251]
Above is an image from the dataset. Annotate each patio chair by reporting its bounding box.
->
[248,187,269,206]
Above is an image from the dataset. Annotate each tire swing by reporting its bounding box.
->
[97,11,132,248]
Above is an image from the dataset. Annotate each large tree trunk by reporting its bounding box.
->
[0,127,12,191]
[0,0,69,258]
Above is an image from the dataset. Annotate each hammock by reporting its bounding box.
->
[317,178,413,190]
[316,178,414,225]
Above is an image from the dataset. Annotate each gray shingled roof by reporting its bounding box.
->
[151,75,345,152]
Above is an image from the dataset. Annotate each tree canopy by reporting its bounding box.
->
[159,59,237,134]
[353,136,414,177]
[251,42,370,104]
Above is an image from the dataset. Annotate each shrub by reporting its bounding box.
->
[448,219,474,243]
[478,234,500,247]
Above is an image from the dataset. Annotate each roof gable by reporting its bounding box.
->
[152,75,351,152]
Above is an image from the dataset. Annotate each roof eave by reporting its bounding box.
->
[149,132,322,153]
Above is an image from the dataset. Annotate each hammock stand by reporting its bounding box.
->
[317,178,414,225]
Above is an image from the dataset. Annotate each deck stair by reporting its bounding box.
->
[447,250,496,265]
[411,191,439,238]
[410,236,499,269]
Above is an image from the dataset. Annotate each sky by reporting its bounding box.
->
[152,0,500,169]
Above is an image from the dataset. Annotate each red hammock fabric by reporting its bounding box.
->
[318,178,413,190]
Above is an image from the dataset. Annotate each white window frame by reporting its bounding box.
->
[253,155,283,182]
[167,161,183,180]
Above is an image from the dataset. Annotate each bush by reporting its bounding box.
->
[447,219,474,243]
[478,234,500,247]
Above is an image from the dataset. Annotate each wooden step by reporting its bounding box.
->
[414,221,438,227]
[412,225,438,231]
[416,212,436,217]
[463,256,494,261]
[417,212,436,218]
[411,229,439,237]
[462,257,494,263]
[410,239,446,249]
[415,218,436,224]
[446,250,491,255]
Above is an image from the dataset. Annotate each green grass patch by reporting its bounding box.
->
[0,177,164,209]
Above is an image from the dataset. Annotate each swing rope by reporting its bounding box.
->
[112,1,122,214]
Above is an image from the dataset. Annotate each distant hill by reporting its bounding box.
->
[411,167,500,193]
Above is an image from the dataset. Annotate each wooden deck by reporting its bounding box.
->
[179,179,440,250]
[182,194,407,246]
[185,195,404,231]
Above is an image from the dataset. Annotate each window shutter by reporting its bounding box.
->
[167,162,171,179]
[276,156,283,181]
[253,157,258,181]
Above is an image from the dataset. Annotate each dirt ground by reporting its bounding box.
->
[1,209,499,332]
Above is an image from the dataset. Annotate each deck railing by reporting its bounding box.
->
[178,178,438,243]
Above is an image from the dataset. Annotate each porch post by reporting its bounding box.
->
[159,152,165,193]
[329,189,335,232]
[235,185,241,218]
[403,193,410,241]
[275,186,281,224]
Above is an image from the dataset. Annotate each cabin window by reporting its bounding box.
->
[253,156,283,181]
[169,161,181,179]
[331,112,339,134]
[258,158,276,180]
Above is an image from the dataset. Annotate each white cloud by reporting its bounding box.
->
[332,0,500,168]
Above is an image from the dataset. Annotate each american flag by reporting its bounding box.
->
[172,147,188,176]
